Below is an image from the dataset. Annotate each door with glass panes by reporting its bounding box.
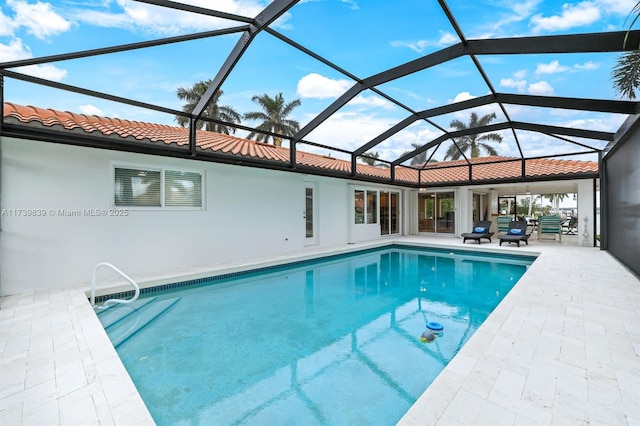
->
[418,191,455,234]
[304,183,317,245]
[380,191,400,235]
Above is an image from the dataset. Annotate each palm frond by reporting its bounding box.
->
[612,51,640,99]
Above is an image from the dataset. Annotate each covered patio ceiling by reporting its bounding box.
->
[1,0,639,187]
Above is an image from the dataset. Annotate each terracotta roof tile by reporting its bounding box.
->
[3,102,598,185]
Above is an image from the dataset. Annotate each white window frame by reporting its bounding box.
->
[112,163,205,210]
[354,188,378,225]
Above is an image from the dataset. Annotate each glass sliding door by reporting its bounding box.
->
[381,191,390,235]
[473,193,489,223]
[390,192,399,234]
[418,191,455,234]
[380,191,400,236]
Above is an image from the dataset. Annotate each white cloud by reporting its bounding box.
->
[339,0,359,10]
[6,0,71,40]
[304,112,444,162]
[0,38,67,81]
[0,9,16,37]
[534,59,599,75]
[348,95,395,110]
[15,63,67,81]
[451,91,475,103]
[390,40,429,54]
[487,0,542,33]
[513,70,527,79]
[304,111,395,151]
[535,60,569,74]
[511,0,543,17]
[500,70,528,93]
[500,78,527,93]
[390,31,458,54]
[528,81,554,96]
[447,92,502,124]
[296,73,352,99]
[595,0,637,15]
[530,2,600,33]
[78,104,104,116]
[438,31,458,45]
[574,61,599,70]
[0,38,30,62]
[76,0,273,35]
[562,116,626,132]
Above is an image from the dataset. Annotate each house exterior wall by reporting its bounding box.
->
[1,137,383,295]
[1,135,606,296]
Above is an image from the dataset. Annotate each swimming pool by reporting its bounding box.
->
[98,245,534,425]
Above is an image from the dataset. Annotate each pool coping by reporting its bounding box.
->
[2,236,639,425]
[90,241,538,303]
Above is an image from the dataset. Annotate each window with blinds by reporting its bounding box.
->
[114,166,203,208]
[165,170,202,207]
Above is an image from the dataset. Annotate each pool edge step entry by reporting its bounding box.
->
[97,297,158,329]
[101,297,182,348]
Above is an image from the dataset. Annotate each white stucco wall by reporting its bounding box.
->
[0,138,360,295]
[1,136,597,296]
[576,179,595,246]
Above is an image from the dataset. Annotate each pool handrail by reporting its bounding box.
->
[91,262,140,309]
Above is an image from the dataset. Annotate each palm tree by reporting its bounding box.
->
[542,193,568,214]
[612,51,640,99]
[612,2,640,99]
[361,151,380,165]
[443,112,503,160]
[408,143,428,165]
[175,81,241,134]
[399,143,440,166]
[243,93,301,146]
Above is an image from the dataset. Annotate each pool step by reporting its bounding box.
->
[98,297,181,348]
[97,297,158,329]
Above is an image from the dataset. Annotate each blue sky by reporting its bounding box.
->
[0,0,637,163]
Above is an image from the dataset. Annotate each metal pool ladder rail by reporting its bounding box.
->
[91,262,140,309]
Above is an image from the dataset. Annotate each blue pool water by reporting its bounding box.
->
[101,246,534,425]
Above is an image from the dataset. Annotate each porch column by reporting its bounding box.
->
[457,187,473,236]
[577,179,595,246]
[404,189,418,235]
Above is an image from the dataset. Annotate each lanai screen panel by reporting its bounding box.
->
[475,52,622,101]
[2,0,639,188]
[365,121,447,166]
[510,129,604,160]
[283,0,454,77]
[303,89,402,152]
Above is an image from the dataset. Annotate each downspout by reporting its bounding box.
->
[189,117,197,157]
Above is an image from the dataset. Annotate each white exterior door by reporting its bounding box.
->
[304,182,318,245]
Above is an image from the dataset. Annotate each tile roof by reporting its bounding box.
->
[3,102,598,185]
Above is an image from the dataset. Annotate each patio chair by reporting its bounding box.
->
[562,216,578,235]
[498,220,530,247]
[461,220,494,244]
[496,215,512,233]
[538,215,562,241]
